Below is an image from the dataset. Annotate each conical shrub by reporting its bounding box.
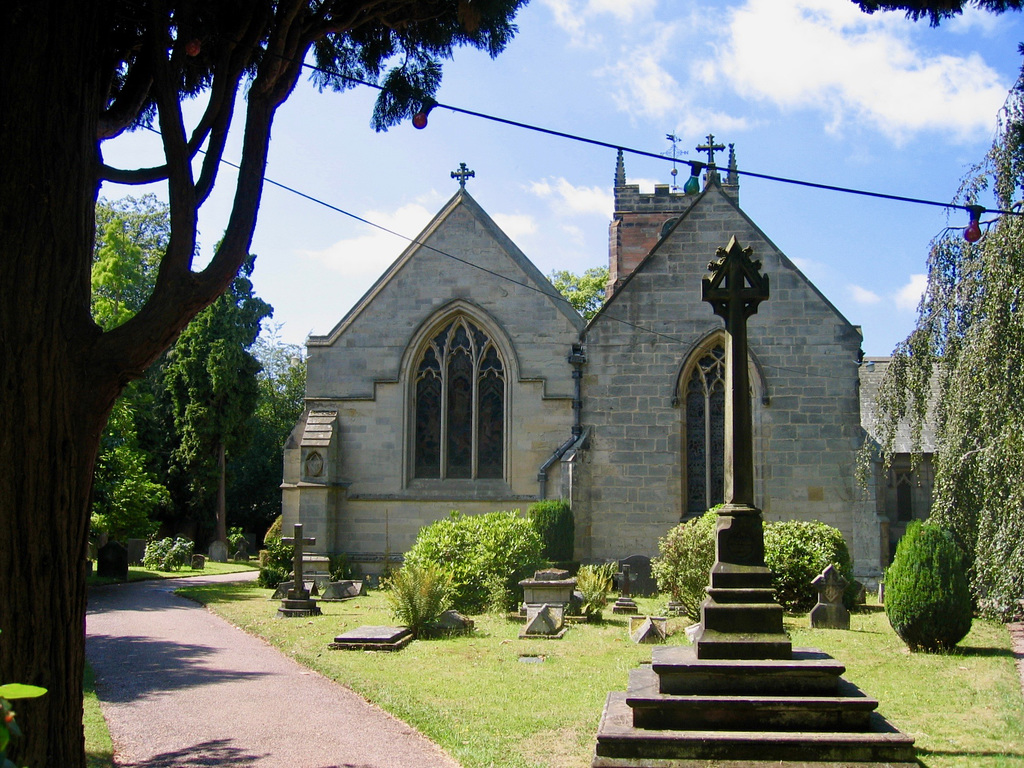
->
[885,520,972,652]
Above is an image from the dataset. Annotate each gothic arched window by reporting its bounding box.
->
[684,344,726,516]
[414,317,505,480]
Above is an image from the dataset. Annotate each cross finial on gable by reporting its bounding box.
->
[696,134,726,167]
[451,162,475,189]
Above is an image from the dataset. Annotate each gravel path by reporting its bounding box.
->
[86,572,459,768]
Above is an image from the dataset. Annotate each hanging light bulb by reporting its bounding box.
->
[964,205,984,243]
[412,99,436,130]
[683,164,701,196]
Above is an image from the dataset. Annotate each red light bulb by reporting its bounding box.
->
[185,39,201,57]
[412,111,428,130]
[964,219,982,243]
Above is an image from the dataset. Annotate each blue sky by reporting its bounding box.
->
[100,0,1024,356]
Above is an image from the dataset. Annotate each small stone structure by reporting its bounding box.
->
[125,538,147,566]
[190,554,205,570]
[520,568,576,614]
[97,541,128,581]
[277,524,322,618]
[629,616,667,644]
[619,555,656,597]
[329,626,413,651]
[521,604,567,639]
[208,540,229,563]
[810,564,851,630]
[611,563,639,615]
[320,580,366,601]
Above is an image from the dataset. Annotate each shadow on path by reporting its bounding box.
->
[87,634,270,703]
[114,739,269,767]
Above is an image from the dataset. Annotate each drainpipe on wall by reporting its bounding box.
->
[538,344,587,499]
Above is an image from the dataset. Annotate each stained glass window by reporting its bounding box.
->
[413,317,505,480]
[685,345,726,516]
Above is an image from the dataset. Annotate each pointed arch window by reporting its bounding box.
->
[684,344,726,516]
[414,317,505,480]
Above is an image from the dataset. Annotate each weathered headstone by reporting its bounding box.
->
[520,568,576,614]
[277,524,322,618]
[125,538,147,566]
[629,616,668,644]
[619,555,656,597]
[611,563,639,615]
[320,580,366,601]
[208,540,229,563]
[521,603,567,638]
[433,610,474,636]
[233,537,249,561]
[191,554,205,570]
[97,541,129,581]
[329,626,413,651]
[809,565,850,630]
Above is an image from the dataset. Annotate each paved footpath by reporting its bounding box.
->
[86,572,460,768]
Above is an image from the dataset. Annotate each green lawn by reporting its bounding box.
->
[178,583,1024,768]
[87,559,257,588]
[84,661,113,768]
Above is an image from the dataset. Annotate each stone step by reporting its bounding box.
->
[704,586,778,604]
[691,628,793,660]
[701,602,786,633]
[594,692,916,766]
[625,667,877,731]
[651,645,845,695]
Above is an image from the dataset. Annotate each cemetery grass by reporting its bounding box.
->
[179,584,1024,768]
[83,661,114,768]
[86,559,257,587]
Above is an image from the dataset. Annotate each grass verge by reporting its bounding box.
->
[178,584,1024,768]
[83,661,114,768]
[87,559,257,587]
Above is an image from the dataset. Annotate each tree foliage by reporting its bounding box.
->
[549,267,608,320]
[853,0,1023,25]
[163,257,271,543]
[870,73,1024,620]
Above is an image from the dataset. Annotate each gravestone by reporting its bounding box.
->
[520,568,576,615]
[97,541,128,581]
[329,626,413,651]
[433,610,474,636]
[233,538,249,561]
[521,604,567,639]
[320,580,366,601]
[277,524,322,618]
[208,540,229,563]
[611,563,638,615]
[126,538,147,566]
[619,555,656,597]
[191,554,205,570]
[629,616,667,644]
[810,564,851,630]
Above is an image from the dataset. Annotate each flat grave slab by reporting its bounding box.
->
[328,625,413,652]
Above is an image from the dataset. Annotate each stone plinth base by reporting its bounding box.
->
[329,626,412,651]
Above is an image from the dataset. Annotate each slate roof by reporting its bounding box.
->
[859,357,938,454]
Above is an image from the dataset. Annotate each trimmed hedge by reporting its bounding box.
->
[763,520,856,612]
[885,520,972,652]
[527,500,574,562]
[404,510,544,615]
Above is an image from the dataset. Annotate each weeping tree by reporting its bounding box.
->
[0,2,525,765]
[871,69,1024,620]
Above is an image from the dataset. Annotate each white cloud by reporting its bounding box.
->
[492,212,538,240]
[849,284,881,304]
[603,25,684,119]
[300,201,436,281]
[540,0,656,45]
[528,177,613,217]
[895,273,927,311]
[948,7,1003,35]
[711,0,1009,143]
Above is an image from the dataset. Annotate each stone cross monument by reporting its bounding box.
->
[693,236,791,659]
[278,523,322,618]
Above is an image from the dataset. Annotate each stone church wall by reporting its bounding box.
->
[578,182,882,578]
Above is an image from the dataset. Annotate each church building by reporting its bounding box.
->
[281,146,893,583]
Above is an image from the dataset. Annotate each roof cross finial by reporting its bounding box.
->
[696,134,726,167]
[451,162,475,189]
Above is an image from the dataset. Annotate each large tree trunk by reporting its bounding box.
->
[0,3,110,766]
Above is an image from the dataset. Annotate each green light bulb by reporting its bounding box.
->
[683,175,700,196]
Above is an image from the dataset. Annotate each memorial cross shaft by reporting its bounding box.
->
[695,235,791,660]
[282,523,316,599]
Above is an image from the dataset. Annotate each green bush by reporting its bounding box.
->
[575,563,615,618]
[263,515,283,546]
[404,510,544,615]
[763,519,856,612]
[257,564,288,589]
[652,509,717,619]
[527,500,574,562]
[260,516,292,571]
[384,562,453,638]
[885,521,973,652]
[142,536,194,571]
